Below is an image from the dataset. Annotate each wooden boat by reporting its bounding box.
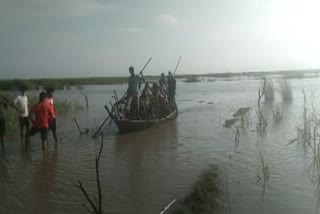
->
[102,82,178,134]
[115,109,178,133]
[92,56,181,136]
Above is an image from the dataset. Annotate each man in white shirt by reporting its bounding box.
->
[12,87,30,141]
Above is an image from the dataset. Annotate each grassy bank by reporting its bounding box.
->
[0,77,129,91]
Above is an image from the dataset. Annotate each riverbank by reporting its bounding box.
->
[1,69,320,91]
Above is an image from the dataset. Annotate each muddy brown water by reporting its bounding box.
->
[0,78,319,214]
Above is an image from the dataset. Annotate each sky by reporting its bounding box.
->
[1,0,320,79]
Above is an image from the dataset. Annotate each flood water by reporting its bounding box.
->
[1,78,320,214]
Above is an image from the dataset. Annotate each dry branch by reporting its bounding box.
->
[74,135,104,214]
[74,117,89,135]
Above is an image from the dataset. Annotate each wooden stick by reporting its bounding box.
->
[74,117,87,135]
[73,180,99,214]
[174,56,182,75]
[105,104,114,119]
[159,199,177,214]
[74,135,104,214]
[140,57,152,75]
[80,91,89,109]
[92,93,128,138]
[96,134,103,213]
[92,115,111,138]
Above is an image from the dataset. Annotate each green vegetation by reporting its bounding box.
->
[170,165,223,214]
[0,77,129,91]
[264,79,274,102]
[54,97,84,114]
[279,79,293,102]
[256,79,268,131]
[257,148,270,192]
[272,105,283,124]
[4,106,17,135]
[289,91,320,192]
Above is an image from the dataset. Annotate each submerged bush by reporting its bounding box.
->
[264,79,274,102]
[170,165,223,214]
[279,79,293,102]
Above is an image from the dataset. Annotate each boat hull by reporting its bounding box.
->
[115,110,177,133]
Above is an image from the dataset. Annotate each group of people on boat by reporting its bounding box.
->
[125,66,176,120]
[0,87,57,150]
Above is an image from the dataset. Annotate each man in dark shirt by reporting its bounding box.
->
[159,73,168,94]
[167,71,176,106]
[126,66,144,118]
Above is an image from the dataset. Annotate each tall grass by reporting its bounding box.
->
[279,79,293,102]
[255,108,267,132]
[264,79,274,102]
[289,91,320,197]
[54,97,84,114]
[257,148,270,193]
[256,78,268,131]
[272,105,283,124]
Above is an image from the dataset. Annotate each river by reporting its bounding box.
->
[0,78,319,214]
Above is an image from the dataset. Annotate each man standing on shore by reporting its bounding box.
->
[12,87,29,142]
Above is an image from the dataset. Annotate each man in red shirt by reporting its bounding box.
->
[46,88,57,143]
[25,92,53,150]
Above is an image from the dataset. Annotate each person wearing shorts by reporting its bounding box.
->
[26,92,53,150]
[46,88,57,143]
[12,87,29,141]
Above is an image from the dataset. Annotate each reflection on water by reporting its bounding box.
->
[27,143,58,214]
[1,79,320,213]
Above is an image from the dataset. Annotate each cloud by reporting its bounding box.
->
[156,14,178,26]
[0,0,118,20]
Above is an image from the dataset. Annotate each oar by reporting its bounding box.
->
[92,94,127,138]
[139,57,152,88]
[173,56,181,75]
[92,115,112,138]
[140,57,152,76]
[159,199,177,214]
